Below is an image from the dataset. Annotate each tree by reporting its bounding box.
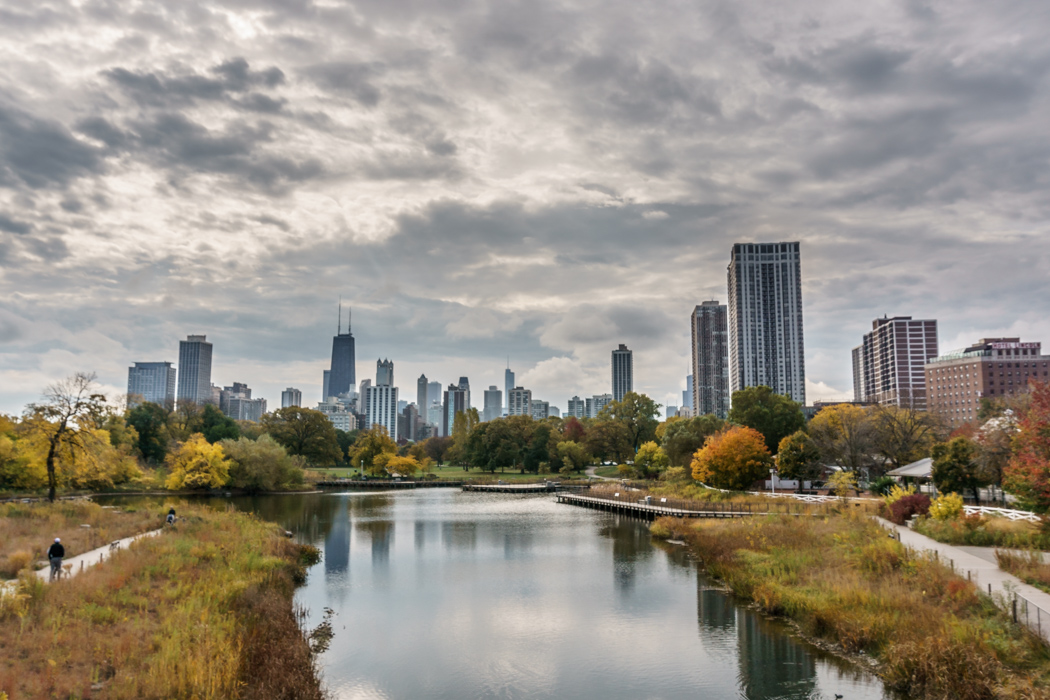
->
[25,372,109,501]
[661,414,725,467]
[872,405,944,472]
[261,407,341,466]
[808,404,875,472]
[776,430,821,482]
[469,417,532,472]
[931,437,987,502]
[726,386,805,453]
[423,436,454,465]
[335,429,359,464]
[447,408,480,467]
[165,434,231,490]
[975,410,1019,491]
[599,392,661,450]
[583,420,632,464]
[126,401,172,464]
[350,425,398,475]
[1003,383,1050,511]
[200,404,240,443]
[383,455,420,478]
[562,416,586,443]
[556,441,590,474]
[221,435,305,491]
[691,426,772,491]
[632,441,670,479]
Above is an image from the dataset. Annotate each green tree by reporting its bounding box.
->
[727,386,805,453]
[556,441,590,474]
[221,434,305,491]
[661,414,725,466]
[632,441,670,479]
[165,434,231,490]
[523,424,551,473]
[26,372,109,501]
[599,392,661,450]
[350,425,398,475]
[335,429,359,464]
[126,401,172,464]
[691,426,772,491]
[583,420,632,464]
[776,430,821,482]
[447,408,480,467]
[932,437,988,502]
[872,405,944,472]
[808,404,875,472]
[261,407,341,466]
[200,404,240,444]
[423,435,454,465]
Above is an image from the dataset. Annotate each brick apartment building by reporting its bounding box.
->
[925,338,1050,425]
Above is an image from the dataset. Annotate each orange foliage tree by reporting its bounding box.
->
[691,426,773,491]
[1003,382,1050,512]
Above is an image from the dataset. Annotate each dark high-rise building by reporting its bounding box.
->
[417,374,428,416]
[177,335,213,406]
[127,361,176,408]
[854,316,938,409]
[322,370,331,401]
[443,384,469,436]
[691,301,730,418]
[458,376,471,410]
[329,303,356,398]
[727,242,805,405]
[611,344,633,402]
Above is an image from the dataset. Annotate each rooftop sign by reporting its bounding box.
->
[990,342,1040,349]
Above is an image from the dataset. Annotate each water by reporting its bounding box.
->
[99,490,888,700]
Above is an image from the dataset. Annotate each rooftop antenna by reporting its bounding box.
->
[348,306,352,333]
[338,297,342,334]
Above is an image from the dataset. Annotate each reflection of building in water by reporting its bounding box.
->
[357,520,394,567]
[736,607,817,699]
[441,522,477,551]
[325,498,350,576]
[696,584,735,632]
[502,531,533,559]
[601,516,654,591]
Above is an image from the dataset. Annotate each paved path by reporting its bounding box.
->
[585,466,617,481]
[876,518,1050,642]
[35,528,163,583]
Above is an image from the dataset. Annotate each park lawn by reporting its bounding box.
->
[915,514,1050,550]
[311,464,592,482]
[0,505,324,700]
[654,511,1050,700]
[0,500,161,579]
[592,465,621,478]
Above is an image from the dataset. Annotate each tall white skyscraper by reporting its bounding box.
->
[365,359,397,438]
[376,358,394,387]
[127,361,176,408]
[281,388,302,408]
[566,396,585,418]
[508,387,532,416]
[611,344,633,402]
[727,242,806,405]
[504,366,514,415]
[482,386,502,422]
[177,335,213,406]
[691,301,730,418]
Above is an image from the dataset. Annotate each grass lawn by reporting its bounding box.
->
[654,511,1050,699]
[592,465,622,478]
[0,505,324,699]
[0,500,161,580]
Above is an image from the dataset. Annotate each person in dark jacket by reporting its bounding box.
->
[166,507,176,526]
[47,538,65,581]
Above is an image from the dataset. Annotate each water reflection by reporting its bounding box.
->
[96,491,888,700]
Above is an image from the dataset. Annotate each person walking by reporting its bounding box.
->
[166,507,176,526]
[47,538,65,582]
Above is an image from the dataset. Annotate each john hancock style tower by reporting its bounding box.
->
[727,242,806,405]
[329,302,356,398]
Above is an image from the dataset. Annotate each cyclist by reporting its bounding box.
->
[47,538,65,582]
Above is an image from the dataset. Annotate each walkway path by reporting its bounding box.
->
[876,518,1050,642]
[35,528,163,583]
[585,466,617,481]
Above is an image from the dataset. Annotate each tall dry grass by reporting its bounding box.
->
[996,549,1050,593]
[0,500,160,578]
[0,505,325,699]
[916,514,1050,549]
[655,512,1050,699]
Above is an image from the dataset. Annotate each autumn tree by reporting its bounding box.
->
[383,455,420,478]
[661,414,725,467]
[872,405,944,472]
[583,419,632,464]
[931,437,988,502]
[261,407,341,466]
[556,440,590,474]
[632,441,670,479]
[562,416,586,443]
[1003,382,1050,511]
[350,425,398,475]
[691,426,772,491]
[447,408,480,467]
[221,434,305,491]
[126,401,173,464]
[726,386,805,453]
[26,372,109,501]
[599,392,661,450]
[808,404,875,472]
[423,435,454,465]
[776,430,821,482]
[165,434,232,490]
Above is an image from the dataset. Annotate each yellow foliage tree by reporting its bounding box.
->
[165,434,231,490]
[691,426,772,491]
[383,455,420,478]
[929,492,964,520]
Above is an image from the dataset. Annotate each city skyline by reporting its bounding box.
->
[2,0,1049,415]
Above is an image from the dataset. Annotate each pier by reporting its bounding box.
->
[462,483,555,493]
[316,480,465,489]
[556,493,760,520]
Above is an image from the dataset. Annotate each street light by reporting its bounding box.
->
[770,468,777,495]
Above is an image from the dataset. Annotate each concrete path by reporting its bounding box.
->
[875,518,1050,642]
[35,528,163,583]
[955,545,1050,565]
[585,466,617,481]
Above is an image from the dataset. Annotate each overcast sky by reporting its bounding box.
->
[1,0,1048,416]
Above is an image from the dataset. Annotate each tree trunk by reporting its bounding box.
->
[46,435,59,502]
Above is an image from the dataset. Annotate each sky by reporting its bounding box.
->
[1,0,1049,416]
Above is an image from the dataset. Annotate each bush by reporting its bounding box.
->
[868,475,896,496]
[883,483,916,506]
[889,493,931,525]
[929,492,964,521]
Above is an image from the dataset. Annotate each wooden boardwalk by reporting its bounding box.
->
[556,493,758,520]
[462,483,555,493]
[315,480,465,489]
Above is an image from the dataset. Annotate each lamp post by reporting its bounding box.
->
[770,468,777,495]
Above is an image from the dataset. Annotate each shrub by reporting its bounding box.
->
[929,492,964,521]
[889,493,931,525]
[883,483,916,506]
[868,475,896,496]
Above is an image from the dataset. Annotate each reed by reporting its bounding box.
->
[656,512,1050,699]
[0,505,325,699]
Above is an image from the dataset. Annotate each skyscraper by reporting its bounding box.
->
[443,383,469,436]
[482,386,502,422]
[612,344,633,402]
[427,381,441,409]
[365,358,397,439]
[566,396,585,418]
[281,388,302,408]
[504,365,514,415]
[417,374,428,416]
[727,242,805,405]
[322,370,331,401]
[682,374,693,412]
[458,376,471,410]
[127,361,176,408]
[177,335,213,406]
[376,358,394,387]
[328,303,356,398]
[508,387,532,416]
[691,301,730,418]
[855,316,938,409]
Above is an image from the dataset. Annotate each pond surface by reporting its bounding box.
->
[100,490,889,700]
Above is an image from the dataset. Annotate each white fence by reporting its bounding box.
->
[963,505,1041,522]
